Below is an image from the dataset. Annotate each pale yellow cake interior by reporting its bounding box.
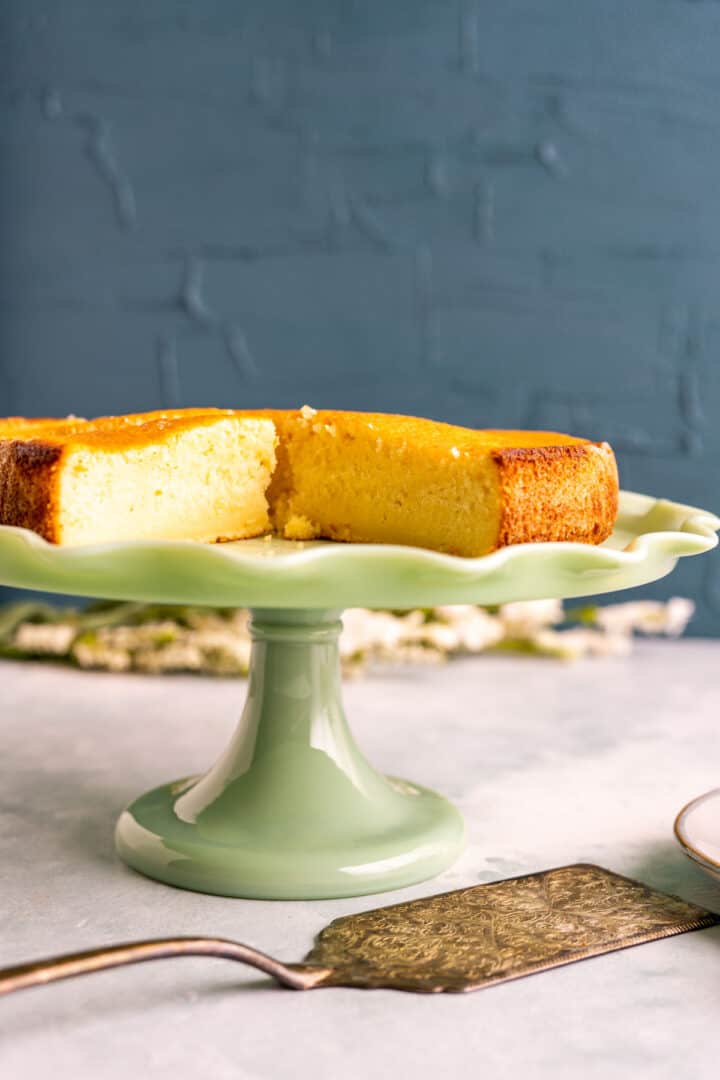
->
[56,417,276,545]
[265,410,503,556]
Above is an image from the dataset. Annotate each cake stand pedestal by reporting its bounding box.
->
[0,491,717,899]
[117,608,464,898]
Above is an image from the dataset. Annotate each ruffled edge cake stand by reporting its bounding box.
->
[0,490,717,899]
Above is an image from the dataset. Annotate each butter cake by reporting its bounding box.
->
[253,407,619,556]
[0,409,276,545]
[0,407,618,553]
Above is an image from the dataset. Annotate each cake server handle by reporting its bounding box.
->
[0,937,331,996]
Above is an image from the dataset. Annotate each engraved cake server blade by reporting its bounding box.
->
[1,865,716,997]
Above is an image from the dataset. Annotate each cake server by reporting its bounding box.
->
[0,865,716,997]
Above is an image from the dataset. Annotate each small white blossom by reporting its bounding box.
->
[531,628,633,660]
[594,597,694,637]
[433,606,504,651]
[340,609,419,659]
[499,599,564,636]
[14,622,77,655]
[72,640,133,672]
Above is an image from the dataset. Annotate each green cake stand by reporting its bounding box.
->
[0,491,717,899]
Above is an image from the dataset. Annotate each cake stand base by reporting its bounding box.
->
[115,609,464,899]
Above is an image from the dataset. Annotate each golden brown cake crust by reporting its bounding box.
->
[492,441,619,548]
[247,408,591,451]
[0,439,65,543]
[0,409,238,452]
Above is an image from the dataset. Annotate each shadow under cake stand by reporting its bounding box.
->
[0,491,717,900]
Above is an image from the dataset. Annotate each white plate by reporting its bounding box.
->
[674,789,720,883]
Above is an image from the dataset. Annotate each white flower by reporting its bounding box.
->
[415,621,461,651]
[594,597,694,637]
[498,599,564,636]
[531,628,633,660]
[433,606,504,651]
[72,640,132,672]
[353,611,405,656]
[14,622,76,655]
[135,642,205,674]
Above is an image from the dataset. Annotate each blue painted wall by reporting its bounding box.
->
[1,1,719,630]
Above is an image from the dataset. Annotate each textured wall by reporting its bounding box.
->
[0,1,719,630]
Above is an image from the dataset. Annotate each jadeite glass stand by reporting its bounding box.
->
[0,491,717,899]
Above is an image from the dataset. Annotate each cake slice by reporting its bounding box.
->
[0,409,276,545]
[251,407,619,557]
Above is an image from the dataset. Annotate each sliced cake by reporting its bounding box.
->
[0,406,619,554]
[252,407,619,557]
[0,409,276,545]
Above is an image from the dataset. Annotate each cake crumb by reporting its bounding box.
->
[283,513,317,540]
[299,404,317,420]
[450,446,460,459]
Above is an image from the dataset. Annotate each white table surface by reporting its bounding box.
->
[1,641,719,1079]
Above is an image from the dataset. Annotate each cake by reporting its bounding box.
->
[253,407,618,556]
[0,409,276,545]
[0,407,619,553]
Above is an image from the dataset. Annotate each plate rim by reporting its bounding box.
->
[674,788,720,875]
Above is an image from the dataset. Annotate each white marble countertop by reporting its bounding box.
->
[1,642,719,1079]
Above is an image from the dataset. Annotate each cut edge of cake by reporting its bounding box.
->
[0,410,277,546]
[246,407,619,557]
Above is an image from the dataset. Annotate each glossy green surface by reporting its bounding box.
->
[0,491,717,609]
[115,610,465,898]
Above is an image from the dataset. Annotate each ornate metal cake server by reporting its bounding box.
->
[1,865,716,997]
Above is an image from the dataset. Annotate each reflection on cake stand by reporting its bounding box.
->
[0,491,717,899]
